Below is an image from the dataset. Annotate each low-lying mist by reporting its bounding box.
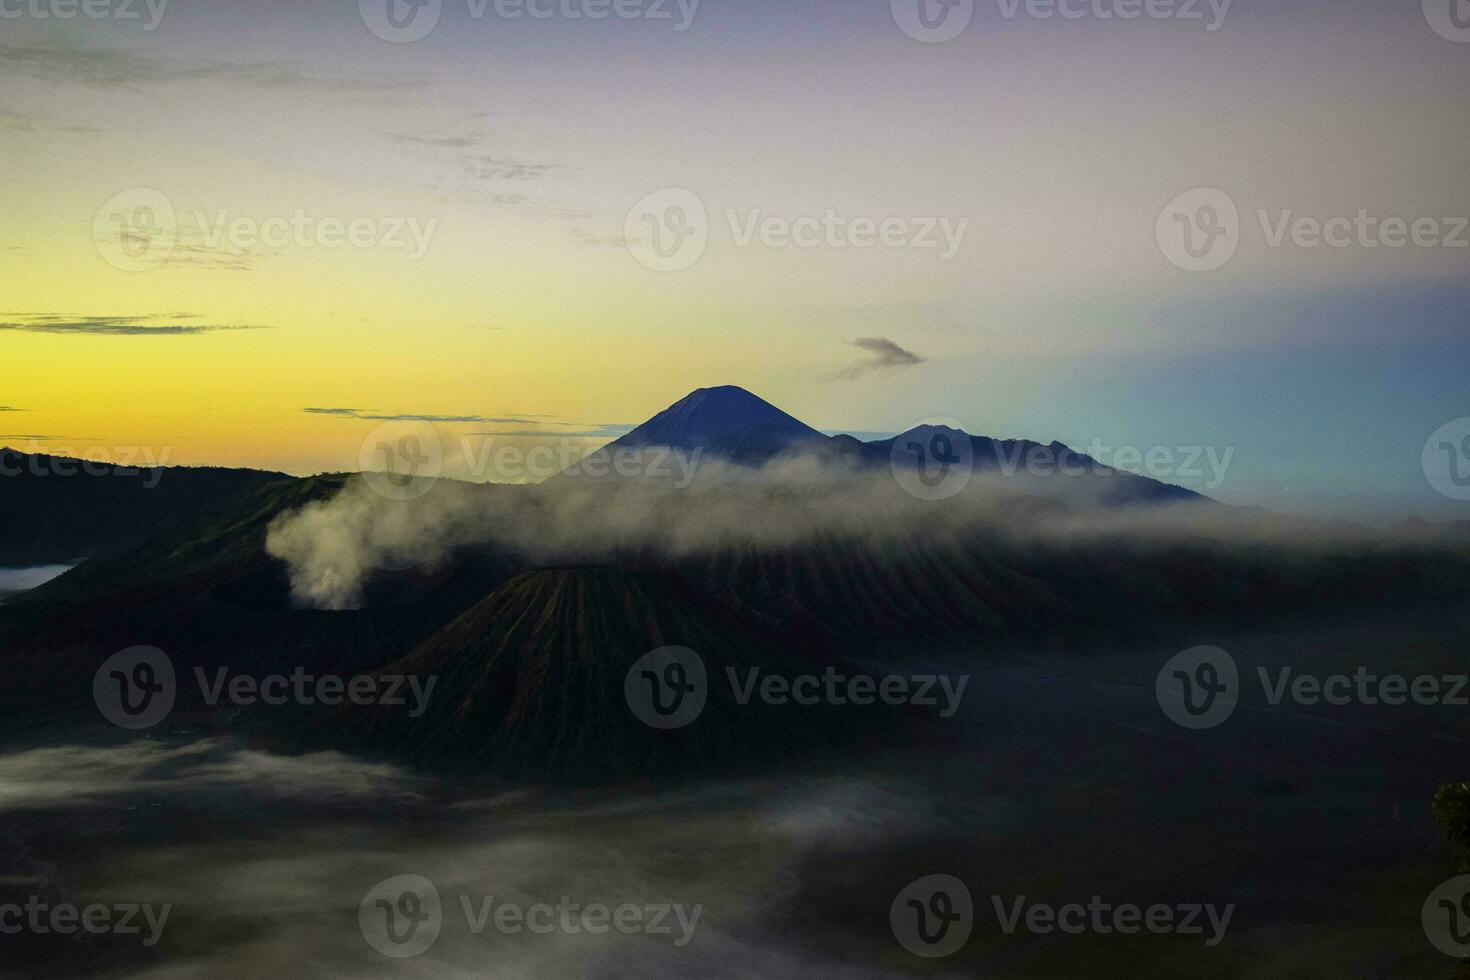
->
[4,605,1464,979]
[264,452,1456,610]
[0,564,75,595]
[0,736,942,979]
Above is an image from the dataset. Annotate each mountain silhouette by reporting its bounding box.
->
[869,424,1203,505]
[0,448,285,566]
[574,385,1202,504]
[598,385,828,465]
[6,385,1470,773]
[291,566,888,779]
[0,475,523,723]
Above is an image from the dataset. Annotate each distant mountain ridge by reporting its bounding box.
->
[592,386,1203,504]
[0,387,1200,568]
[5,420,1470,768]
[861,424,1202,505]
[0,448,288,566]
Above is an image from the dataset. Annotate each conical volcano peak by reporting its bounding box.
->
[659,385,812,424]
[303,565,871,779]
[684,384,762,401]
[607,385,825,464]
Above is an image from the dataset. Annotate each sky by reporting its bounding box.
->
[1,0,1467,520]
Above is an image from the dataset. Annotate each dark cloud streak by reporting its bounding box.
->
[390,133,486,150]
[463,156,556,181]
[0,110,99,134]
[0,315,270,337]
[469,425,636,438]
[834,337,926,380]
[0,43,425,94]
[304,408,563,425]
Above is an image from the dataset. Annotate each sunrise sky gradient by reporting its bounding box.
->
[2,0,1468,519]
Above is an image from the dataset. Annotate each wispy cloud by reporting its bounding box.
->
[469,424,636,438]
[301,409,632,436]
[390,133,487,150]
[0,315,271,336]
[0,109,99,135]
[0,43,425,95]
[834,337,926,380]
[573,230,630,248]
[165,234,270,272]
[0,407,23,412]
[463,156,557,181]
[410,142,570,212]
[303,408,560,425]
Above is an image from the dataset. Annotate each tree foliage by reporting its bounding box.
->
[1434,782,1470,873]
